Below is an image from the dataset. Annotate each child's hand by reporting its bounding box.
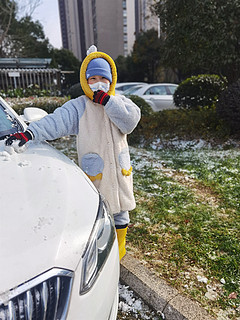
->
[93,90,110,106]
[5,130,33,147]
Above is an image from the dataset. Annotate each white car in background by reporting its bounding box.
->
[115,82,147,94]
[122,84,148,96]
[0,97,119,320]
[124,83,178,111]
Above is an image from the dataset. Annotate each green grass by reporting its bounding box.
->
[154,149,240,211]
[129,147,240,318]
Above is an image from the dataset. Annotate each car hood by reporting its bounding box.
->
[0,140,99,292]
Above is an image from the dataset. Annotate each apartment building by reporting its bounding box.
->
[58,0,159,61]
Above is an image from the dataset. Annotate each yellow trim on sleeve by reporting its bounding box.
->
[86,172,103,182]
[121,166,133,176]
[80,51,117,100]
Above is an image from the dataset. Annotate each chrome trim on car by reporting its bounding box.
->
[0,268,74,320]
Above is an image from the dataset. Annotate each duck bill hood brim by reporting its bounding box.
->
[80,51,117,100]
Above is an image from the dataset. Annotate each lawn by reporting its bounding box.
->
[51,136,240,319]
[128,146,240,319]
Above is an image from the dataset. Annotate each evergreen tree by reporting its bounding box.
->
[153,0,240,83]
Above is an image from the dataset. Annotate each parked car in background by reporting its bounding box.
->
[124,83,178,111]
[122,84,148,96]
[0,97,119,320]
[115,82,147,94]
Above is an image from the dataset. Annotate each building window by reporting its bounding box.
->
[92,0,97,46]
[123,0,127,56]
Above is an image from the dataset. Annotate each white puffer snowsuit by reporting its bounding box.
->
[28,50,141,214]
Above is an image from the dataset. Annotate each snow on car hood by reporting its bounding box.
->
[0,140,99,292]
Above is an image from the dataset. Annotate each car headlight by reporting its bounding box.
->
[80,195,116,294]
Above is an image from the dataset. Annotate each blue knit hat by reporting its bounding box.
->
[86,58,112,83]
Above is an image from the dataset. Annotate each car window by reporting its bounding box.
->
[144,86,168,95]
[122,84,139,91]
[167,85,178,94]
[0,103,22,139]
[116,85,124,91]
[116,84,142,91]
[123,85,144,95]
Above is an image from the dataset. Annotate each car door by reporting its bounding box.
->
[143,85,174,111]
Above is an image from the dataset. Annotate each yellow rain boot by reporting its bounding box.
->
[116,226,128,261]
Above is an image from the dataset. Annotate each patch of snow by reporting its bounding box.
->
[205,285,218,301]
[118,283,164,319]
[0,151,11,161]
[149,138,213,151]
[18,160,31,167]
[0,141,27,159]
[197,275,208,284]
[11,140,27,153]
[33,217,54,233]
[4,145,14,155]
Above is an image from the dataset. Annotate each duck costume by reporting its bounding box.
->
[6,45,141,261]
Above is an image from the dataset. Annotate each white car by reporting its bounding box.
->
[122,84,148,96]
[0,97,119,320]
[124,83,178,111]
[115,82,147,94]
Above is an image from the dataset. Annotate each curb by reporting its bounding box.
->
[120,253,215,320]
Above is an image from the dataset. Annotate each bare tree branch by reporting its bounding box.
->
[0,0,15,48]
[16,0,42,18]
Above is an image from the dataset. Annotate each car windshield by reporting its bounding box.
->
[123,85,145,95]
[0,103,22,140]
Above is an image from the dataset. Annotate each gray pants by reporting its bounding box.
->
[114,210,129,227]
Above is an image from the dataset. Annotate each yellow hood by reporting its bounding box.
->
[80,51,117,100]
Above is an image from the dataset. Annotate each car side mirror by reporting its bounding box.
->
[21,107,48,123]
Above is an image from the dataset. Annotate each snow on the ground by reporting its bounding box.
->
[149,136,240,151]
[118,283,164,320]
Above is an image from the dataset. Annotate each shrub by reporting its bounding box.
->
[0,85,52,98]
[128,95,154,145]
[67,83,84,98]
[7,97,70,115]
[174,74,227,109]
[128,95,153,116]
[128,106,229,146]
[216,80,240,134]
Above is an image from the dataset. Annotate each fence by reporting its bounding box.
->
[0,68,61,94]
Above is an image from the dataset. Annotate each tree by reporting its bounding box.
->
[0,0,16,55]
[115,55,144,82]
[116,29,163,83]
[50,48,81,89]
[115,55,129,82]
[9,16,51,58]
[0,0,50,58]
[153,0,240,83]
[132,28,162,82]
[16,0,42,18]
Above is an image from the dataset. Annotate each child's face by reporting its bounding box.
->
[87,75,110,85]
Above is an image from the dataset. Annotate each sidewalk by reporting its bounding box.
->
[120,253,215,320]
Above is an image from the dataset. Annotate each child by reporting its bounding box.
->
[5,45,141,260]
